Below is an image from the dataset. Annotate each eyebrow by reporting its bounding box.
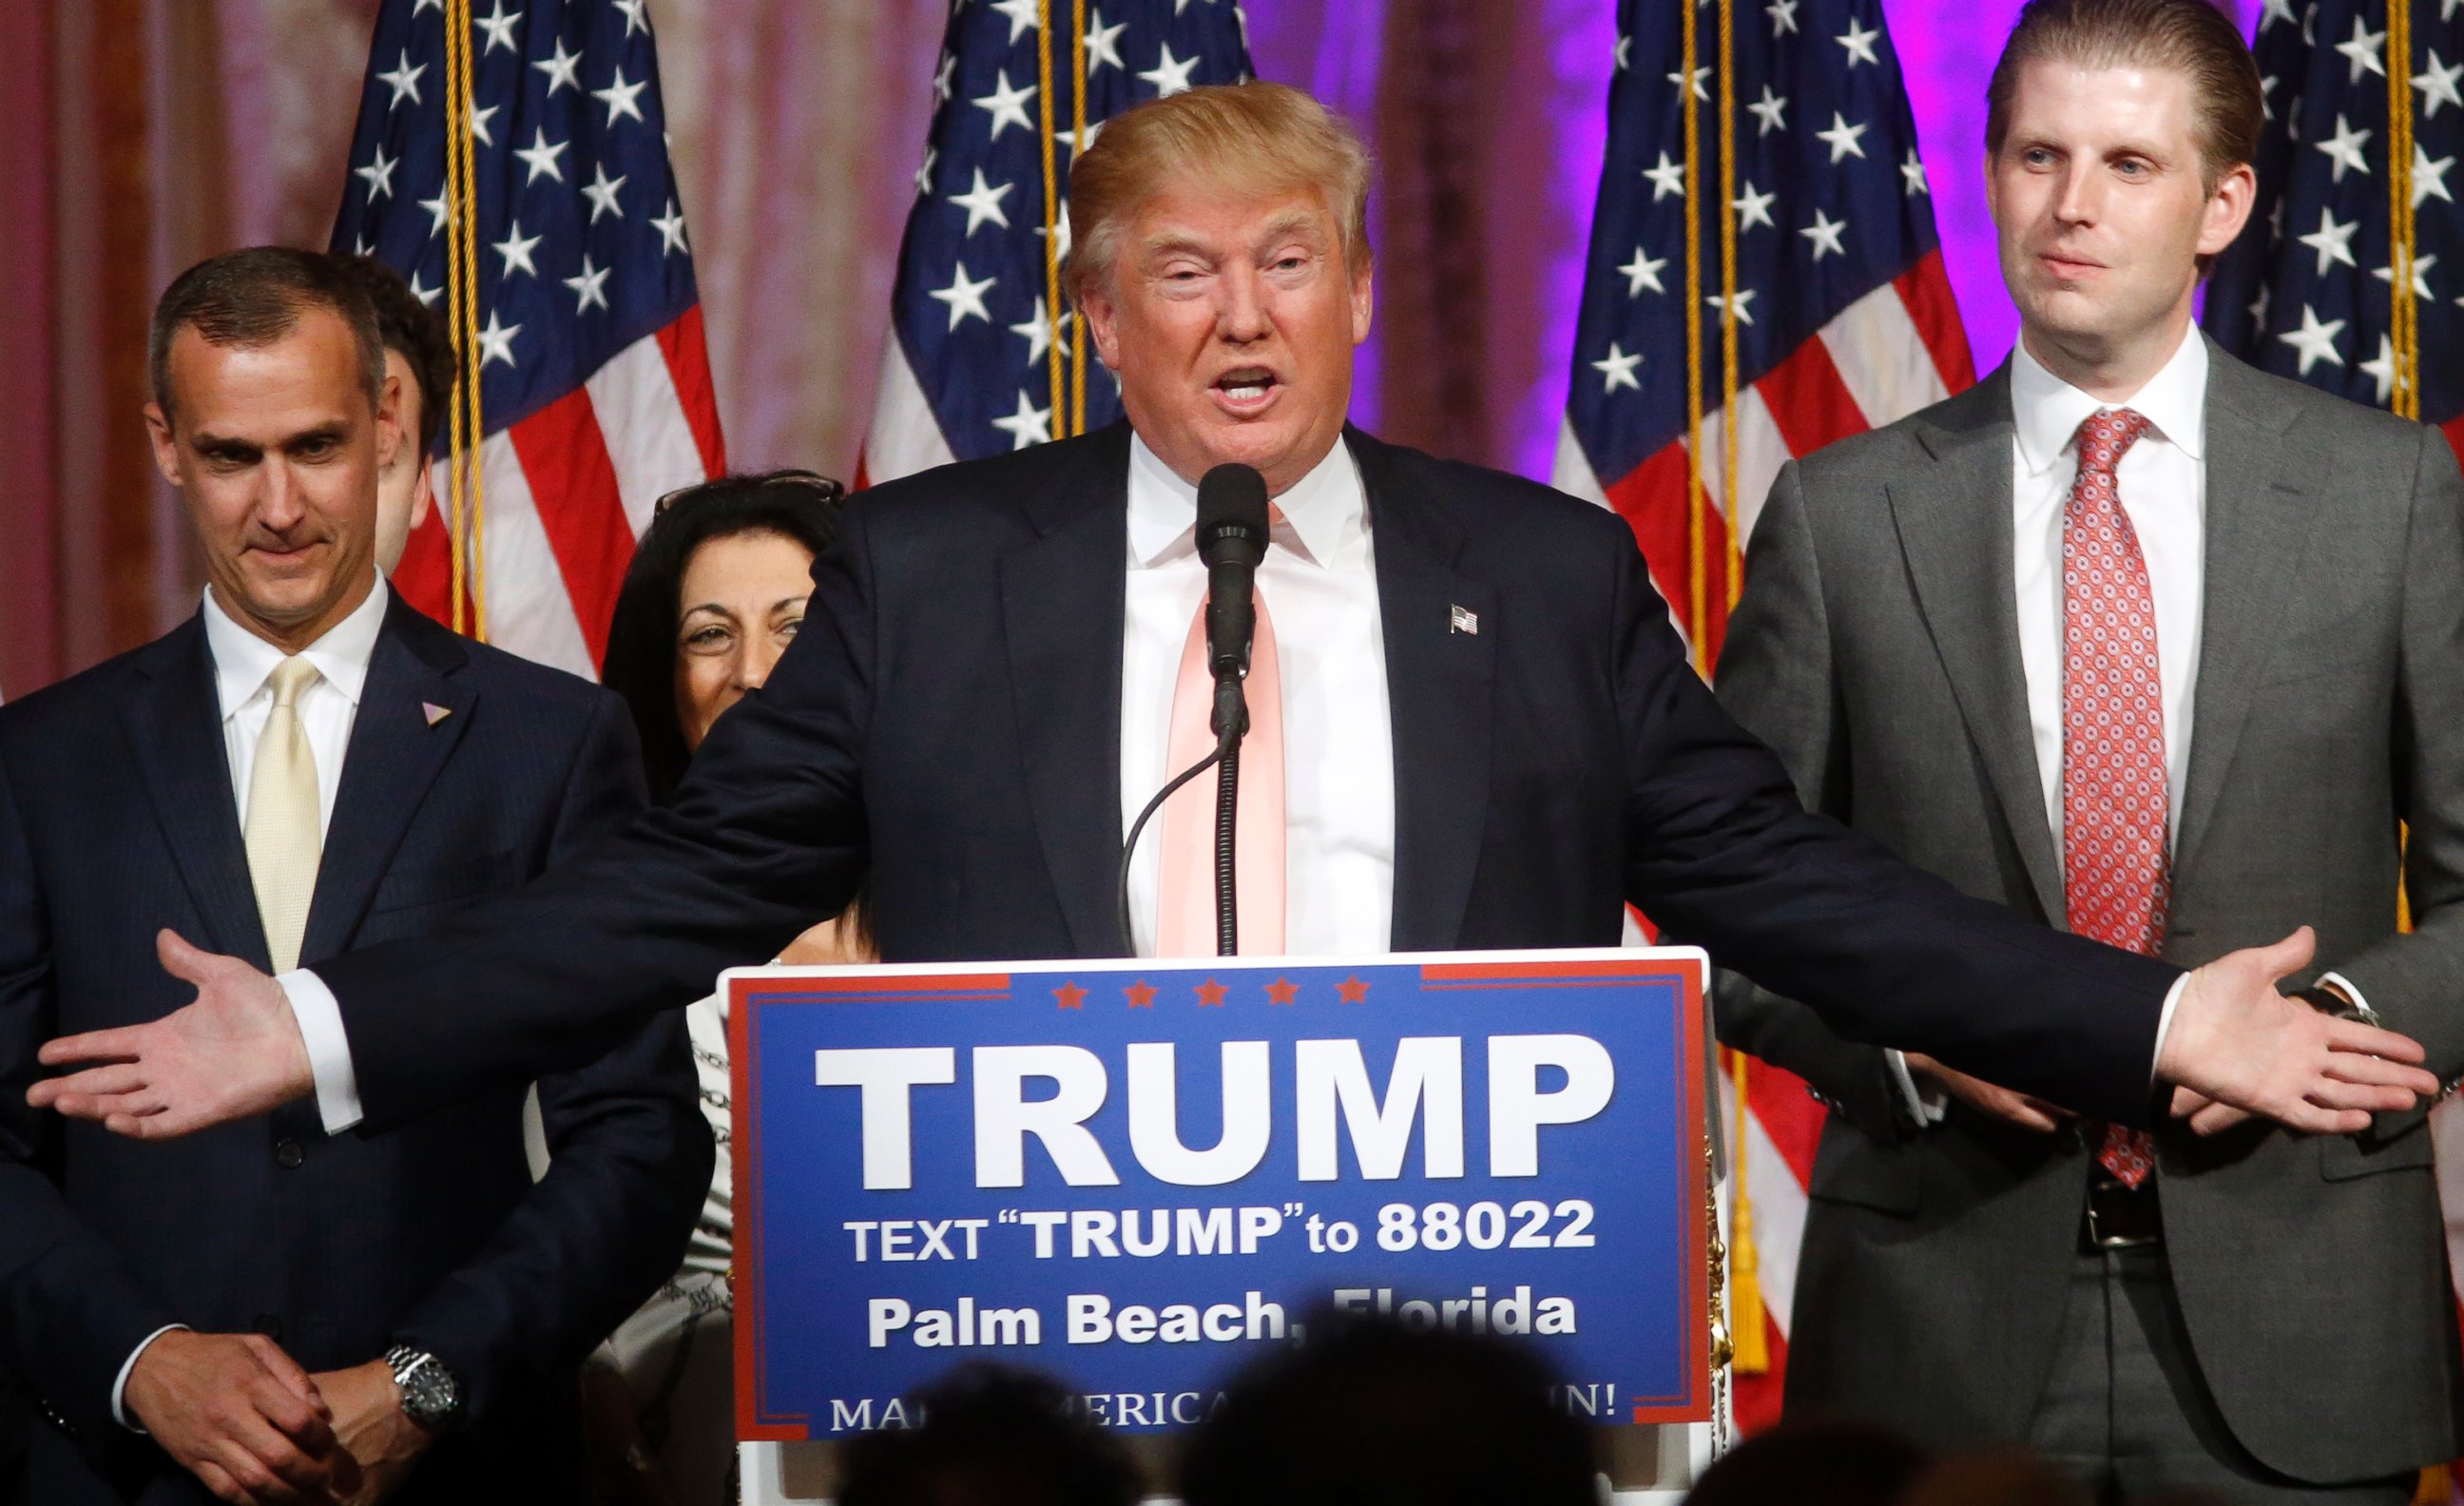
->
[188,422,351,453]
[1136,212,1332,265]
[681,595,806,621]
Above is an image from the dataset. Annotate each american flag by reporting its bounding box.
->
[1552,0,1974,1431]
[861,0,1252,484]
[334,0,724,678]
[2205,1,2464,450]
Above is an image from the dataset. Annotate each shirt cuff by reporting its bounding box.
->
[1884,1049,1947,1126]
[112,1323,189,1432]
[279,969,365,1134]
[2317,971,2377,1021]
[2151,972,2190,1083]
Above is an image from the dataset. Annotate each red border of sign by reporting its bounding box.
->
[730,953,1711,1439]
[1418,957,1710,1423]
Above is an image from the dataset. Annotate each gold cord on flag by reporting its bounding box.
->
[440,0,473,635]
[1681,0,1708,669]
[1069,0,1090,436]
[1726,1050,1769,1372]
[2389,0,2419,421]
[1035,0,1069,440]
[1717,0,1743,617]
[442,0,490,640]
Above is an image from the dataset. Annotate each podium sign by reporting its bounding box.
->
[731,948,1709,1439]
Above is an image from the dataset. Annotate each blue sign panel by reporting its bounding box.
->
[731,949,1709,1438]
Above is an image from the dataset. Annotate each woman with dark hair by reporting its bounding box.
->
[585,470,870,1506]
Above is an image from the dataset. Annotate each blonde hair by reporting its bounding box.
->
[1987,0,2262,194]
[1065,82,1373,307]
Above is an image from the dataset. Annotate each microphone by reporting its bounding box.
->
[1114,461,1272,958]
[1195,462,1271,743]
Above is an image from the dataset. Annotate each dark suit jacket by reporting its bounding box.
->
[0,595,713,1505]
[1716,345,2464,1482]
[312,422,2180,1135]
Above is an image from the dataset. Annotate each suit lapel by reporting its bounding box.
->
[299,598,473,964]
[1888,372,2067,921]
[118,617,269,968]
[1002,425,1133,956]
[2175,346,2310,875]
[1353,429,1497,951]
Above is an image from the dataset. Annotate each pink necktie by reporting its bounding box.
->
[1154,591,1286,956]
[2061,407,2166,1188]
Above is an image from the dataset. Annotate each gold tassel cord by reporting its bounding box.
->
[1035,0,1068,441]
[1726,1052,1770,1373]
[440,0,473,636]
[2388,0,2418,421]
[1717,0,1743,620]
[1681,0,1708,671]
[456,2,488,642]
[1069,0,1089,437]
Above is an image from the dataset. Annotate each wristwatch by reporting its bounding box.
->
[2292,983,2381,1027]
[383,1345,463,1433]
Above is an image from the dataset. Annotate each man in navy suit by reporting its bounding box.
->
[31,88,2435,1168]
[0,247,711,1503]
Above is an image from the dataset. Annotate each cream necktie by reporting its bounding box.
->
[244,656,324,973]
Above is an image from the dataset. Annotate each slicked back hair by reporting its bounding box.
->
[1986,0,2262,194]
[148,246,387,427]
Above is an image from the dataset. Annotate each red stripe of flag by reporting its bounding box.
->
[1895,251,1977,396]
[657,304,728,477]
[508,391,636,669]
[392,487,459,628]
[1754,337,1870,461]
[1604,439,1737,656]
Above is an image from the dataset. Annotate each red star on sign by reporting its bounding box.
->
[1264,977,1299,1005]
[1195,978,1228,1007]
[1125,980,1157,1008]
[1337,976,1370,1004]
[1053,982,1087,1011]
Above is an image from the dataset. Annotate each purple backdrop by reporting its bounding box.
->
[1249,0,2240,482]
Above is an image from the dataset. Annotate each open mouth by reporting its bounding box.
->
[1209,366,1282,416]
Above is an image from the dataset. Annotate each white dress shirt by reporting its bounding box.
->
[2011,328,2208,852]
[118,580,390,1427]
[1120,433,1397,956]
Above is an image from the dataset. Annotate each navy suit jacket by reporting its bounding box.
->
[0,595,711,1504]
[313,423,2178,1133]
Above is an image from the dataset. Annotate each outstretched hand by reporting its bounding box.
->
[2156,927,2436,1135]
[27,930,316,1138]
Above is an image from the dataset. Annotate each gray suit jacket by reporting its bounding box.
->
[1715,340,2464,1483]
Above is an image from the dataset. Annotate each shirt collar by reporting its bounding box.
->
[202,576,390,721]
[2010,324,2208,477]
[1126,432,1368,570]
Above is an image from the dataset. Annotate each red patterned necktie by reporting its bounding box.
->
[2061,407,2166,1187]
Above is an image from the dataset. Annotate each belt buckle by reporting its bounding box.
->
[2085,1177,2161,1250]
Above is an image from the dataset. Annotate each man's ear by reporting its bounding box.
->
[375,371,404,474]
[1080,282,1123,371]
[2198,161,2258,259]
[1350,261,1375,346]
[143,403,183,490]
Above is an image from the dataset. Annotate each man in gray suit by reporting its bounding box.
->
[1717,0,2464,1498]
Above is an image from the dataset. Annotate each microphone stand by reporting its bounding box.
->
[1210,675,1248,958]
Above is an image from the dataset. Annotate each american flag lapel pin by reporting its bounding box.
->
[422,702,452,727]
[1449,605,1479,635]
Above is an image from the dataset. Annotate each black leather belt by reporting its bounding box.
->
[2083,1172,2163,1250]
